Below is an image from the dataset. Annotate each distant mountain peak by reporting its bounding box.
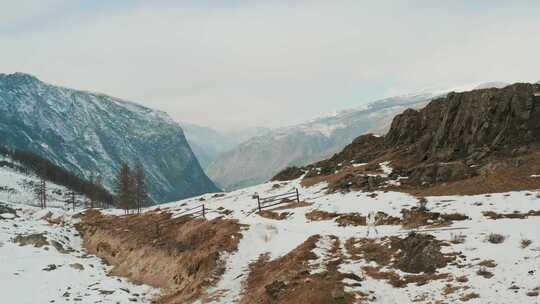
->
[473,81,510,90]
[0,72,40,85]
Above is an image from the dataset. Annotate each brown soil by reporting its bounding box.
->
[362,266,449,288]
[13,233,49,248]
[482,210,540,220]
[305,210,339,221]
[268,200,312,211]
[401,208,468,229]
[240,235,360,304]
[345,233,456,287]
[306,210,400,227]
[478,260,497,268]
[460,292,480,301]
[395,152,540,196]
[257,210,291,220]
[75,209,243,304]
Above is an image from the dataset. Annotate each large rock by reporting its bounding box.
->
[407,161,474,185]
[386,83,540,162]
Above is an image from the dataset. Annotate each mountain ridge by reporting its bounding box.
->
[0,72,219,202]
[206,91,442,190]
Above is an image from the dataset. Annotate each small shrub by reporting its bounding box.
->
[526,291,539,297]
[487,233,505,244]
[478,260,497,268]
[450,233,466,244]
[417,197,428,210]
[455,275,468,283]
[476,267,494,279]
[521,239,532,248]
[460,292,480,301]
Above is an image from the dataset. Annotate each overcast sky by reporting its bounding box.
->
[2,1,540,130]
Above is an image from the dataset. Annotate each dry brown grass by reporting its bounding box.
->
[305,210,339,221]
[460,292,480,301]
[483,210,540,220]
[362,266,449,288]
[267,200,312,211]
[307,210,400,227]
[478,260,497,268]
[521,238,533,248]
[257,210,291,220]
[487,233,505,244]
[397,151,540,197]
[442,284,461,295]
[76,209,243,304]
[240,235,359,304]
[476,267,494,279]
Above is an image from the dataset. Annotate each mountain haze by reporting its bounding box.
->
[206,92,441,190]
[181,122,270,169]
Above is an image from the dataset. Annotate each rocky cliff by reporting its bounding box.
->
[283,82,540,190]
[0,73,219,202]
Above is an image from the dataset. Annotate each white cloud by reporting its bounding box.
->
[1,1,539,129]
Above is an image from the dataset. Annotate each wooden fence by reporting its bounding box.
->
[175,204,206,219]
[255,188,300,212]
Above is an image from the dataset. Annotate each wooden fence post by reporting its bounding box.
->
[202,204,206,218]
[257,195,261,212]
[295,188,300,203]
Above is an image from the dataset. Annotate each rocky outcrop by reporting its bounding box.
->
[283,82,540,188]
[386,83,540,163]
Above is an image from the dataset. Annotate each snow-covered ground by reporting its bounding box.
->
[0,157,158,303]
[0,203,159,304]
[0,156,85,209]
[2,160,540,303]
[140,164,540,304]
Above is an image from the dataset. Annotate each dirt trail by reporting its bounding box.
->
[76,210,242,303]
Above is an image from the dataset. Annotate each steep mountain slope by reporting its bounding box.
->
[206,92,440,190]
[0,73,219,202]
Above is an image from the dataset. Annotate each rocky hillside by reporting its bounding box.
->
[288,82,540,194]
[0,73,219,202]
[207,92,441,190]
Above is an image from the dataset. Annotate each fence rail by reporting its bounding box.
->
[176,204,206,219]
[255,188,300,212]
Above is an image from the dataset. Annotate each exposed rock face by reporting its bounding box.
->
[0,73,219,202]
[386,83,540,163]
[407,161,475,185]
[282,82,540,188]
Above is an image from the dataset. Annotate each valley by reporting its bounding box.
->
[1,82,540,303]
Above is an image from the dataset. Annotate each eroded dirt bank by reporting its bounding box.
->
[76,209,242,303]
[241,235,357,304]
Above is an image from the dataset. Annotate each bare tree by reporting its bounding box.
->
[116,161,136,214]
[134,163,148,213]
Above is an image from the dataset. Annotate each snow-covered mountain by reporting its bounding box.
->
[0,73,219,202]
[206,92,441,190]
